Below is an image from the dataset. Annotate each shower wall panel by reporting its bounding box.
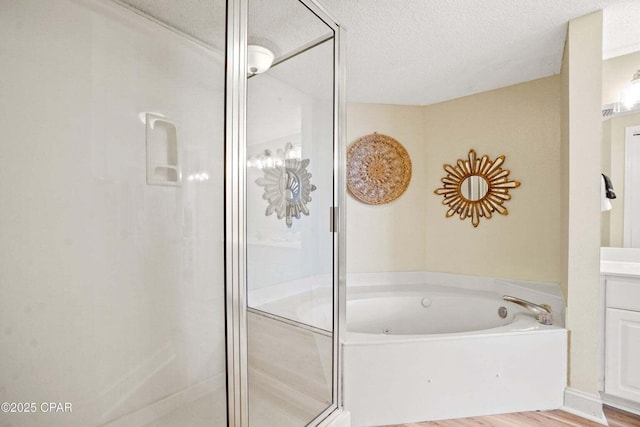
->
[0,0,226,426]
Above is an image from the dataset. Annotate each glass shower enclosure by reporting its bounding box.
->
[1,0,344,426]
[1,0,228,426]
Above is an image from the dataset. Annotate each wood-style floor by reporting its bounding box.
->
[384,406,640,426]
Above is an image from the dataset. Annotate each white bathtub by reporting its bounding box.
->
[344,278,568,427]
[348,287,532,335]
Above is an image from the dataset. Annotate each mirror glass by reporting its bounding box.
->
[246,0,335,425]
[461,175,489,201]
[434,149,520,227]
[601,46,640,247]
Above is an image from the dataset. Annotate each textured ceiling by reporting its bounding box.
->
[116,0,332,59]
[247,0,333,59]
[603,0,640,59]
[321,0,631,105]
[116,0,639,106]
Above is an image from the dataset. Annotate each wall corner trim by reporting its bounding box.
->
[562,387,607,425]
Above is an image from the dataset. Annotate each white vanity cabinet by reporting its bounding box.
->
[603,276,640,404]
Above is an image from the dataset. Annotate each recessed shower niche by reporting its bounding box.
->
[145,113,181,186]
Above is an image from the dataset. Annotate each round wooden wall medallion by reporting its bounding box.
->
[347,133,412,204]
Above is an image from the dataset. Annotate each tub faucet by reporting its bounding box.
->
[503,295,553,325]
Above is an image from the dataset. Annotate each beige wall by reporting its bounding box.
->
[562,11,603,395]
[423,76,562,283]
[346,104,426,273]
[346,76,562,284]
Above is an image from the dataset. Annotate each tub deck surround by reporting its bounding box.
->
[347,286,550,337]
[346,271,566,327]
[249,275,334,331]
[248,271,566,329]
[344,326,567,426]
[342,272,568,427]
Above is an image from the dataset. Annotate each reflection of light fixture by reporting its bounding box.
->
[187,172,209,182]
[248,45,274,76]
[247,143,300,170]
[621,69,640,110]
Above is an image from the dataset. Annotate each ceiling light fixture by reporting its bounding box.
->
[247,45,274,76]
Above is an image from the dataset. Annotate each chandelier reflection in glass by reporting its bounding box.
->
[621,69,640,110]
[254,142,316,228]
[605,69,640,117]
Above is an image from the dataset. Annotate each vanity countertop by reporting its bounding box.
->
[601,260,640,277]
[601,247,640,277]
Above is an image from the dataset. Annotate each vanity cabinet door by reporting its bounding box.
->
[605,308,640,402]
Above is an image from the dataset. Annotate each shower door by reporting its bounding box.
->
[234,0,344,425]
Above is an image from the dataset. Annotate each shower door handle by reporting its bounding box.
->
[329,206,339,233]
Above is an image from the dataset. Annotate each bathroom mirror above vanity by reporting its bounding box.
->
[601,27,640,248]
[601,105,640,248]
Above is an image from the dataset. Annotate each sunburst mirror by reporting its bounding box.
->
[255,142,317,228]
[434,149,520,227]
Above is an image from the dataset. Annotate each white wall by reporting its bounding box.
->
[0,1,226,425]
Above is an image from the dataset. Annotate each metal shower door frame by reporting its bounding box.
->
[224,0,346,425]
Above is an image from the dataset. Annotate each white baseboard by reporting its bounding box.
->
[562,387,608,425]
